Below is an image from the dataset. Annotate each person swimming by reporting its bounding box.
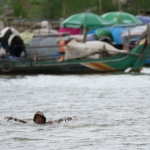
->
[5,111,72,124]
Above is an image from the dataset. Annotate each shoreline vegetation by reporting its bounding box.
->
[0,0,150,20]
[0,0,149,32]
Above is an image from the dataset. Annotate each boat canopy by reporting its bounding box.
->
[26,34,70,57]
[137,16,150,24]
[122,24,148,45]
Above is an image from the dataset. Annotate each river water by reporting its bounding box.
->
[1,68,150,150]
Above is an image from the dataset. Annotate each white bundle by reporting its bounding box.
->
[0,47,6,57]
[64,40,127,60]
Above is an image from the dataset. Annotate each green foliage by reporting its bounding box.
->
[41,0,62,19]
[41,0,120,19]
[2,0,150,19]
[0,0,7,14]
[28,0,43,18]
[41,0,118,19]
[8,0,27,17]
[127,0,150,15]
[100,0,118,13]
[65,0,98,15]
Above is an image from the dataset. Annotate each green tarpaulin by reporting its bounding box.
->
[101,12,142,25]
[61,12,111,28]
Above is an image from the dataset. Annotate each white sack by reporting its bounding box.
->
[0,47,6,57]
[64,40,127,60]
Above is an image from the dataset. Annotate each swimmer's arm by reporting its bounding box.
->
[45,120,54,124]
[5,116,28,124]
[46,117,72,124]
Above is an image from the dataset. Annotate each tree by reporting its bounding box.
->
[8,0,27,17]
[41,0,62,20]
[3,0,150,19]
[122,0,150,15]
[7,0,43,18]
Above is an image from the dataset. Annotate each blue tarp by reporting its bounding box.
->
[137,16,150,24]
[88,26,127,44]
[105,27,126,44]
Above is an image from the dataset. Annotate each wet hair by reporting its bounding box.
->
[33,111,46,123]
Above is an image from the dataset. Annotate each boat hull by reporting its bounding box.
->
[0,38,149,74]
[0,54,143,74]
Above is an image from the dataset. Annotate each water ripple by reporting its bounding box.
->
[1,69,150,150]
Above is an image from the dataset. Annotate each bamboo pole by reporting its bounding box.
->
[99,0,102,15]
[62,0,66,18]
[83,12,87,43]
[118,0,122,25]
[147,24,150,45]
[118,0,121,11]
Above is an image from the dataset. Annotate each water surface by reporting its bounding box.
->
[1,68,150,150]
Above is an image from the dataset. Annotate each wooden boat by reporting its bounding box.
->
[145,56,150,66]
[122,24,150,66]
[0,37,149,74]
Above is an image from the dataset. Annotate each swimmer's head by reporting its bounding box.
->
[33,111,46,124]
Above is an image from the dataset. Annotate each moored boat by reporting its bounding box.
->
[0,37,149,74]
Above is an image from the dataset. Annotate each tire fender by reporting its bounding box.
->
[1,62,13,73]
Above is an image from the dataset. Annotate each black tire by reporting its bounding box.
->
[2,62,13,73]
